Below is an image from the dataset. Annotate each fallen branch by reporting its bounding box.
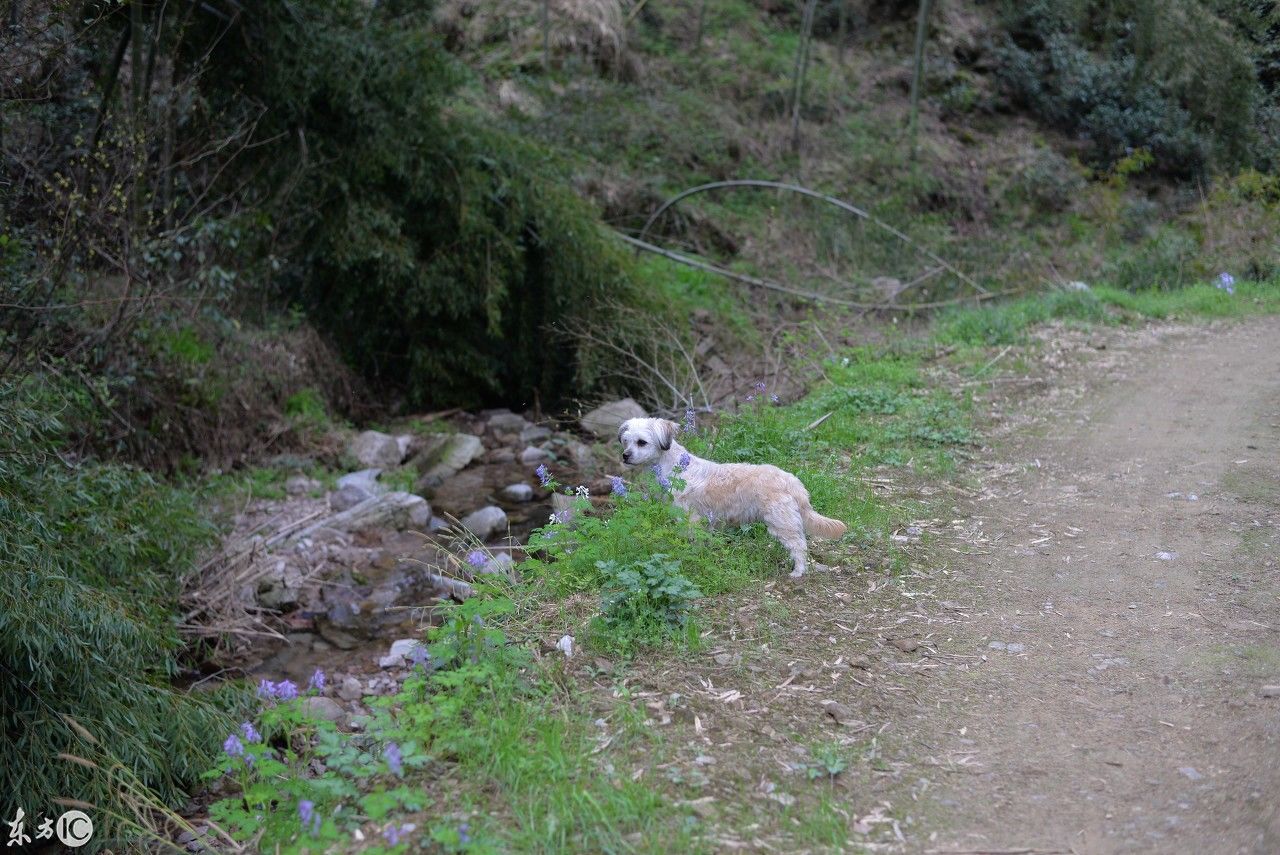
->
[618,234,1010,311]
[635,179,986,294]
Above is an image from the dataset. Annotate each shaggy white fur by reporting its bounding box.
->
[618,417,847,578]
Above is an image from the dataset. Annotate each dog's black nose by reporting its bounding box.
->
[622,452,632,463]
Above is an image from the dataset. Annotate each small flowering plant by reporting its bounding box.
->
[521,462,715,595]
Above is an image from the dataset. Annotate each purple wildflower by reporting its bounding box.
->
[744,394,755,402]
[275,680,299,701]
[298,800,320,836]
[753,381,767,393]
[770,394,780,404]
[408,644,430,667]
[682,407,696,433]
[222,733,244,758]
[381,824,412,844]
[677,451,691,469]
[1217,272,1236,294]
[307,669,325,693]
[384,742,404,777]
[458,823,471,845]
[651,465,672,491]
[536,464,552,487]
[467,549,488,567]
[239,721,261,743]
[244,752,256,767]
[609,475,627,496]
[256,679,276,699]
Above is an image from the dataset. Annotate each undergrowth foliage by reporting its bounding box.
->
[0,380,230,826]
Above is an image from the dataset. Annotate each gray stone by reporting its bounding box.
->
[395,434,413,461]
[330,483,376,513]
[338,468,383,492]
[580,398,646,437]
[257,559,303,609]
[480,552,516,578]
[565,439,596,470]
[301,696,346,724]
[520,446,552,464]
[460,505,508,541]
[500,483,534,503]
[487,411,530,433]
[408,499,433,529]
[1260,685,1280,699]
[1178,766,1203,781]
[414,433,484,489]
[338,676,363,701]
[348,430,404,469]
[520,425,552,444]
[285,475,323,496]
[290,492,430,543]
[379,638,427,669]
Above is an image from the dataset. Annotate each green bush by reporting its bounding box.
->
[592,555,703,652]
[995,0,1261,176]
[0,380,230,826]
[194,0,647,409]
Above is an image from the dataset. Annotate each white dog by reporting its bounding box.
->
[618,417,847,577]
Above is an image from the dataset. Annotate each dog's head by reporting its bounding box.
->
[618,417,678,466]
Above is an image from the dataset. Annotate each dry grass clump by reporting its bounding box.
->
[435,0,636,78]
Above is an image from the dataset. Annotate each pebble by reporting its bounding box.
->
[1260,685,1280,699]
[500,483,534,503]
[1155,551,1178,561]
[1178,766,1203,781]
[519,446,552,464]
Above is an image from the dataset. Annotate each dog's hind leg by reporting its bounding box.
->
[763,500,809,578]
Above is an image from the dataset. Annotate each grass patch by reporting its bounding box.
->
[935,280,1280,346]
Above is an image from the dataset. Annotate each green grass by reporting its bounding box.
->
[935,280,1280,346]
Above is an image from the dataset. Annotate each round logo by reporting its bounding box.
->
[55,810,94,848]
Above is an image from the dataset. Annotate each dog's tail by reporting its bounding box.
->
[802,505,847,540]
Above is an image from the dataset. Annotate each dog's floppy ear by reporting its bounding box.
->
[656,419,677,450]
[617,421,628,444]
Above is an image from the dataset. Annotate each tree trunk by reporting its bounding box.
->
[790,0,819,154]
[693,0,708,53]
[907,0,935,162]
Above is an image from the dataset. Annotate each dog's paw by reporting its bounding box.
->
[788,568,806,579]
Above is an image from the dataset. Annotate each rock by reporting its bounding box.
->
[480,552,515,576]
[520,446,552,464]
[1260,685,1280,699]
[349,430,404,469]
[330,483,376,513]
[290,492,430,543]
[395,434,413,461]
[565,439,596,470]
[460,505,507,541]
[426,468,488,517]
[520,425,552,444]
[338,676,363,701]
[822,700,863,728]
[407,499,433,529]
[487,411,530,434]
[257,559,303,609]
[338,468,383,492]
[580,398,646,437]
[891,637,920,653]
[317,624,360,650]
[988,641,1007,651]
[414,433,484,490]
[488,448,516,464]
[301,696,346,724]
[1178,766,1203,781]
[379,638,427,669]
[1006,642,1026,654]
[1156,551,1178,561]
[500,483,534,503]
[555,635,575,658]
[1063,280,1091,292]
[286,475,323,496]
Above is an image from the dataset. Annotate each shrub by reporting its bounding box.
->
[592,554,703,652]
[0,380,230,827]
[995,0,1261,176]
[193,0,649,409]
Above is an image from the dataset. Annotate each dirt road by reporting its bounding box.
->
[924,318,1280,853]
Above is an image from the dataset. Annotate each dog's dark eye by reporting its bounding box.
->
[637,440,648,447]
